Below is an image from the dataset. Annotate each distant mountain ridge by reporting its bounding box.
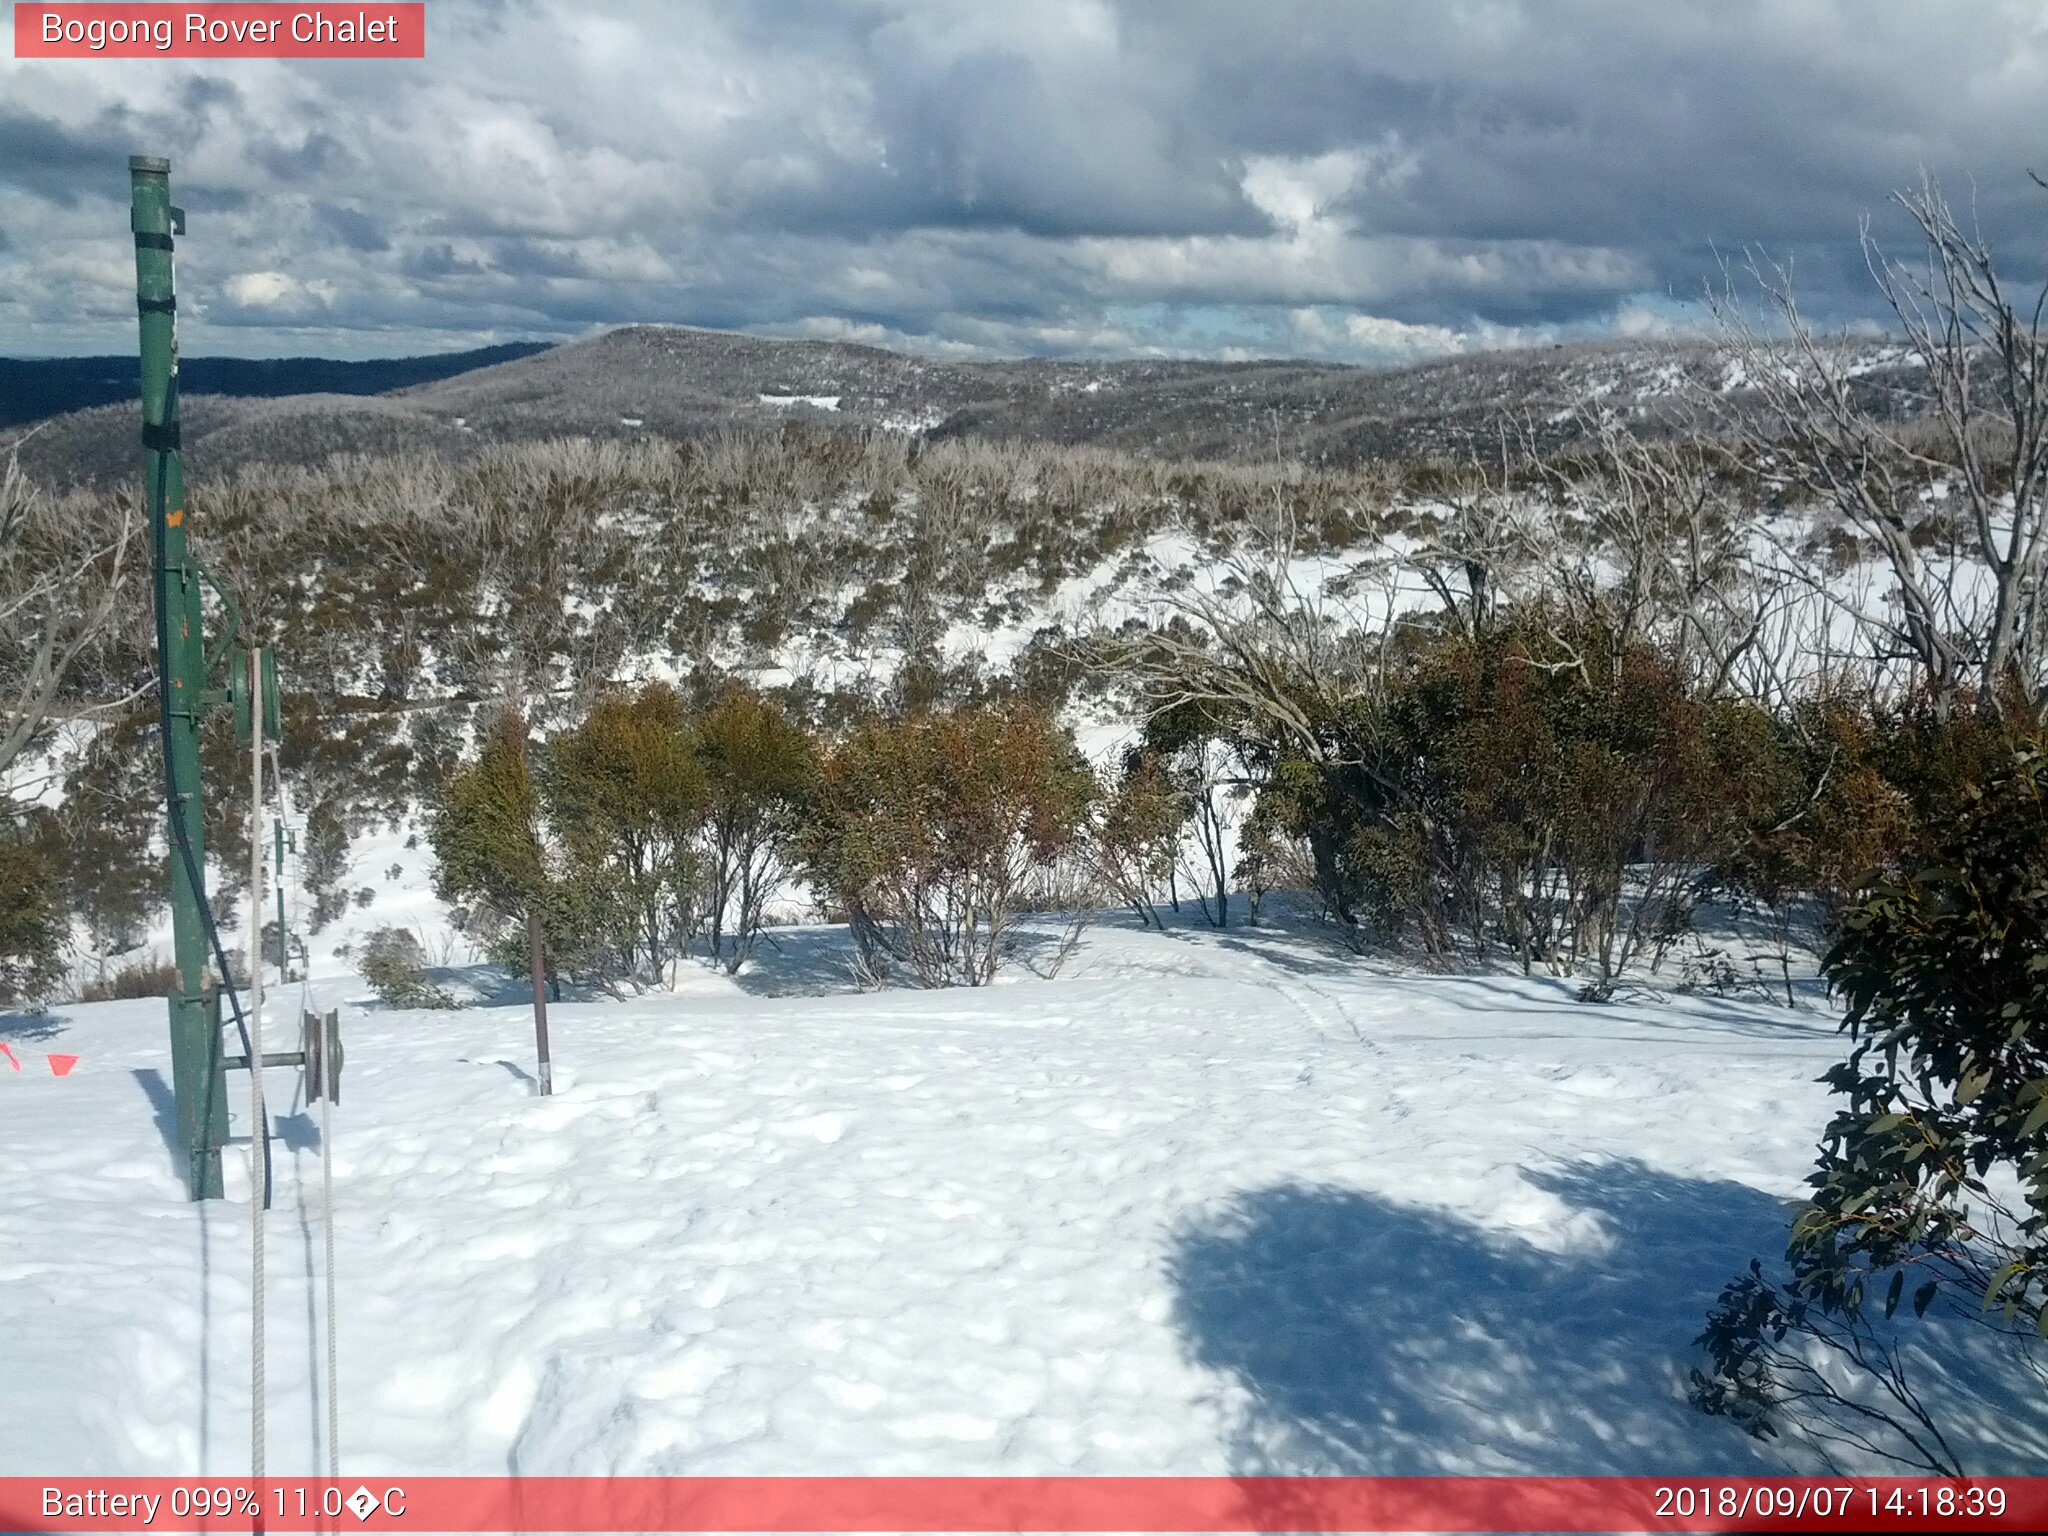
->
[5,324,1919,488]
[0,342,551,431]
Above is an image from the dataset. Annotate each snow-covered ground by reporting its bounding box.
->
[12,898,2042,1481]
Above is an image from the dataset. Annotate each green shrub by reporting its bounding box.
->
[694,685,817,973]
[542,683,708,984]
[355,925,457,1009]
[0,837,65,1009]
[77,957,181,1003]
[1247,615,1785,983]
[805,703,1094,986]
[1692,750,2048,1473]
[433,686,824,991]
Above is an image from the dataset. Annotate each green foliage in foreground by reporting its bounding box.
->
[1806,751,2048,1327]
[1692,751,2048,1474]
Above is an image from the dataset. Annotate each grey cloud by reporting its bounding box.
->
[1154,1,2048,316]
[257,130,359,182]
[402,243,491,278]
[181,187,258,215]
[0,105,145,205]
[317,203,389,253]
[1,0,2044,362]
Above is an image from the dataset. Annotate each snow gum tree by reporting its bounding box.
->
[1140,699,1249,929]
[428,705,558,1090]
[1091,747,1184,928]
[695,685,818,974]
[542,683,708,983]
[0,450,132,783]
[1716,177,2048,725]
[805,704,1094,987]
[2,449,132,1005]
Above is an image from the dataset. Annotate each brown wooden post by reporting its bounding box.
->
[510,709,554,1096]
[526,906,553,1096]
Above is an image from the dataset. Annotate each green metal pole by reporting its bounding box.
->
[132,155,227,1201]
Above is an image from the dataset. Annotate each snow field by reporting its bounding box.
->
[2,909,1885,1479]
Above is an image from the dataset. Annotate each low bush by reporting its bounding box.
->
[804,703,1095,986]
[356,925,457,1009]
[76,957,180,1003]
[1246,615,1784,986]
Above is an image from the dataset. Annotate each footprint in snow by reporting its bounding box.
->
[774,1111,849,1143]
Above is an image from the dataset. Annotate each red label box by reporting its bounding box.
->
[1,1477,2042,1533]
[14,4,425,59]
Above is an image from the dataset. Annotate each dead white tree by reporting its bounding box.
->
[1101,495,1394,773]
[1,450,135,783]
[1406,430,1543,646]
[1545,415,1798,703]
[1713,175,2048,722]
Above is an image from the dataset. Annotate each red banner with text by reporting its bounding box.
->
[13,5,424,59]
[1,1477,2041,1533]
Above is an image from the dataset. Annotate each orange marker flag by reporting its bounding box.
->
[48,1054,78,1077]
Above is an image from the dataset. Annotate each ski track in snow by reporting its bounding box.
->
[0,912,2027,1477]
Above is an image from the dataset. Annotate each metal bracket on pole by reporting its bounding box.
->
[231,645,281,746]
[304,1010,343,1105]
[225,1010,339,1105]
[200,562,242,674]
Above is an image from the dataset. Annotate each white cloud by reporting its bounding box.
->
[223,271,337,311]
[1241,150,1368,235]
[1610,299,1712,341]
[1241,139,1418,235]
[1341,313,1473,357]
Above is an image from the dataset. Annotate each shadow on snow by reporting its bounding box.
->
[0,1007,68,1043]
[1166,1157,2048,1475]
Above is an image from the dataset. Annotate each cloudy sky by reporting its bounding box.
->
[2,0,2045,363]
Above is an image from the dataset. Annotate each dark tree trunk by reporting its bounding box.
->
[527,907,553,1096]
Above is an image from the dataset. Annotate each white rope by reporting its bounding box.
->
[322,1079,338,1480]
[271,747,340,1481]
[248,649,267,1484]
